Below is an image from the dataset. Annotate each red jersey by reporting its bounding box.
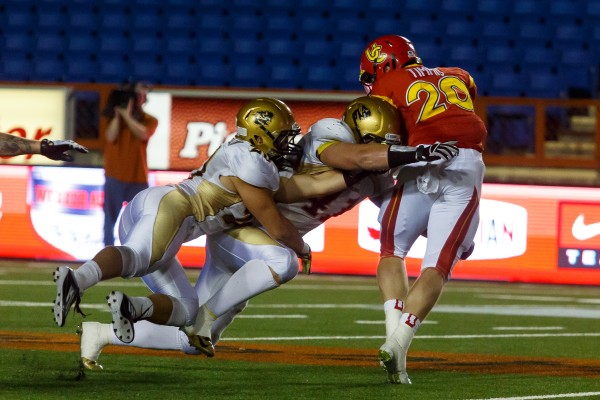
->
[370,65,487,152]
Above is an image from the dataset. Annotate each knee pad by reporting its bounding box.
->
[114,246,140,278]
[268,247,298,283]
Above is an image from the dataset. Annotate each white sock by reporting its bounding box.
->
[73,261,102,291]
[128,296,154,320]
[395,313,421,349]
[383,299,404,339]
[206,259,277,316]
[110,320,183,352]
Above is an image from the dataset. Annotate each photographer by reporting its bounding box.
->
[102,81,158,246]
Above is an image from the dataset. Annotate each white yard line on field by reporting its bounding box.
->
[493,326,564,331]
[467,391,600,400]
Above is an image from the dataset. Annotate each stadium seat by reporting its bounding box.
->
[477,0,510,14]
[66,58,100,83]
[528,71,560,98]
[133,62,166,84]
[34,59,65,81]
[491,71,526,97]
[2,55,33,81]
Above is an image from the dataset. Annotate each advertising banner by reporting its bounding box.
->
[0,87,70,165]
[0,165,599,285]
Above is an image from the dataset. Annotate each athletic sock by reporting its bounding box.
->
[383,299,404,339]
[395,312,421,349]
[73,261,102,291]
[110,320,182,351]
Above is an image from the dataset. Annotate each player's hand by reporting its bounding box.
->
[415,141,459,162]
[40,139,89,161]
[299,242,312,275]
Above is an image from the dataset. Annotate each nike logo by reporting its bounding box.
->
[571,214,600,240]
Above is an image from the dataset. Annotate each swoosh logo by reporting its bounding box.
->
[571,214,600,240]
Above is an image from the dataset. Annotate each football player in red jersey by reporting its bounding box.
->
[359,34,487,384]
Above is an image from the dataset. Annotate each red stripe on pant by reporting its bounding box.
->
[435,187,479,279]
[380,185,403,257]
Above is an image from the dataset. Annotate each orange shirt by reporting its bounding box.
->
[103,112,158,183]
[371,65,487,152]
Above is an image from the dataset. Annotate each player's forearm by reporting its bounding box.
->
[0,132,40,156]
[275,170,347,203]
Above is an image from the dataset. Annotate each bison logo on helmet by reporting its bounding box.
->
[353,104,372,121]
[254,110,274,127]
[365,43,387,64]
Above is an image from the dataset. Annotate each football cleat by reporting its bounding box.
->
[76,322,108,371]
[53,266,84,327]
[107,291,136,344]
[378,339,412,384]
[181,325,215,358]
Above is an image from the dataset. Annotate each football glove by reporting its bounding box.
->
[40,139,89,161]
[415,141,459,162]
[299,242,312,275]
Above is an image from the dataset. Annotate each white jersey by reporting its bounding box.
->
[278,118,394,236]
[176,139,280,235]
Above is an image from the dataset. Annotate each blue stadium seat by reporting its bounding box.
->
[34,59,65,81]
[133,62,166,84]
[523,47,559,66]
[486,45,519,64]
[68,33,99,54]
[491,71,526,97]
[2,55,33,81]
[37,5,67,29]
[513,0,539,15]
[101,8,131,30]
[528,71,560,98]
[442,0,476,13]
[133,36,164,56]
[555,25,585,44]
[133,8,163,30]
[100,58,132,82]
[587,1,600,15]
[68,7,99,29]
[271,63,301,89]
[4,33,35,53]
[5,5,35,29]
[166,62,201,85]
[518,23,551,42]
[100,33,132,54]
[36,32,66,54]
[66,58,100,83]
[477,0,510,14]
[550,0,583,17]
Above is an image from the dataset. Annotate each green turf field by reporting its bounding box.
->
[0,260,598,400]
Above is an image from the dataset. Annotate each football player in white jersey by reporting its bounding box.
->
[76,96,460,370]
[53,98,315,345]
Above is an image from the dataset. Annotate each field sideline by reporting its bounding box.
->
[0,261,599,400]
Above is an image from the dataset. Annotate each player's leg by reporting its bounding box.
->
[187,227,297,350]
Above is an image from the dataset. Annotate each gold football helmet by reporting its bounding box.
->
[235,98,302,169]
[342,96,403,145]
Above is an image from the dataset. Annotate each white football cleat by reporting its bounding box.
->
[53,266,83,327]
[77,322,111,371]
[378,338,411,384]
[107,291,136,344]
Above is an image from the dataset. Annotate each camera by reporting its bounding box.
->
[101,83,141,119]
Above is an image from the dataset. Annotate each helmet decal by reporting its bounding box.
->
[365,43,387,64]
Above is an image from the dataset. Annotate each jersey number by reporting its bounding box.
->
[406,76,474,123]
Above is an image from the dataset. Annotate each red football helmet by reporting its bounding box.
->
[359,35,422,92]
